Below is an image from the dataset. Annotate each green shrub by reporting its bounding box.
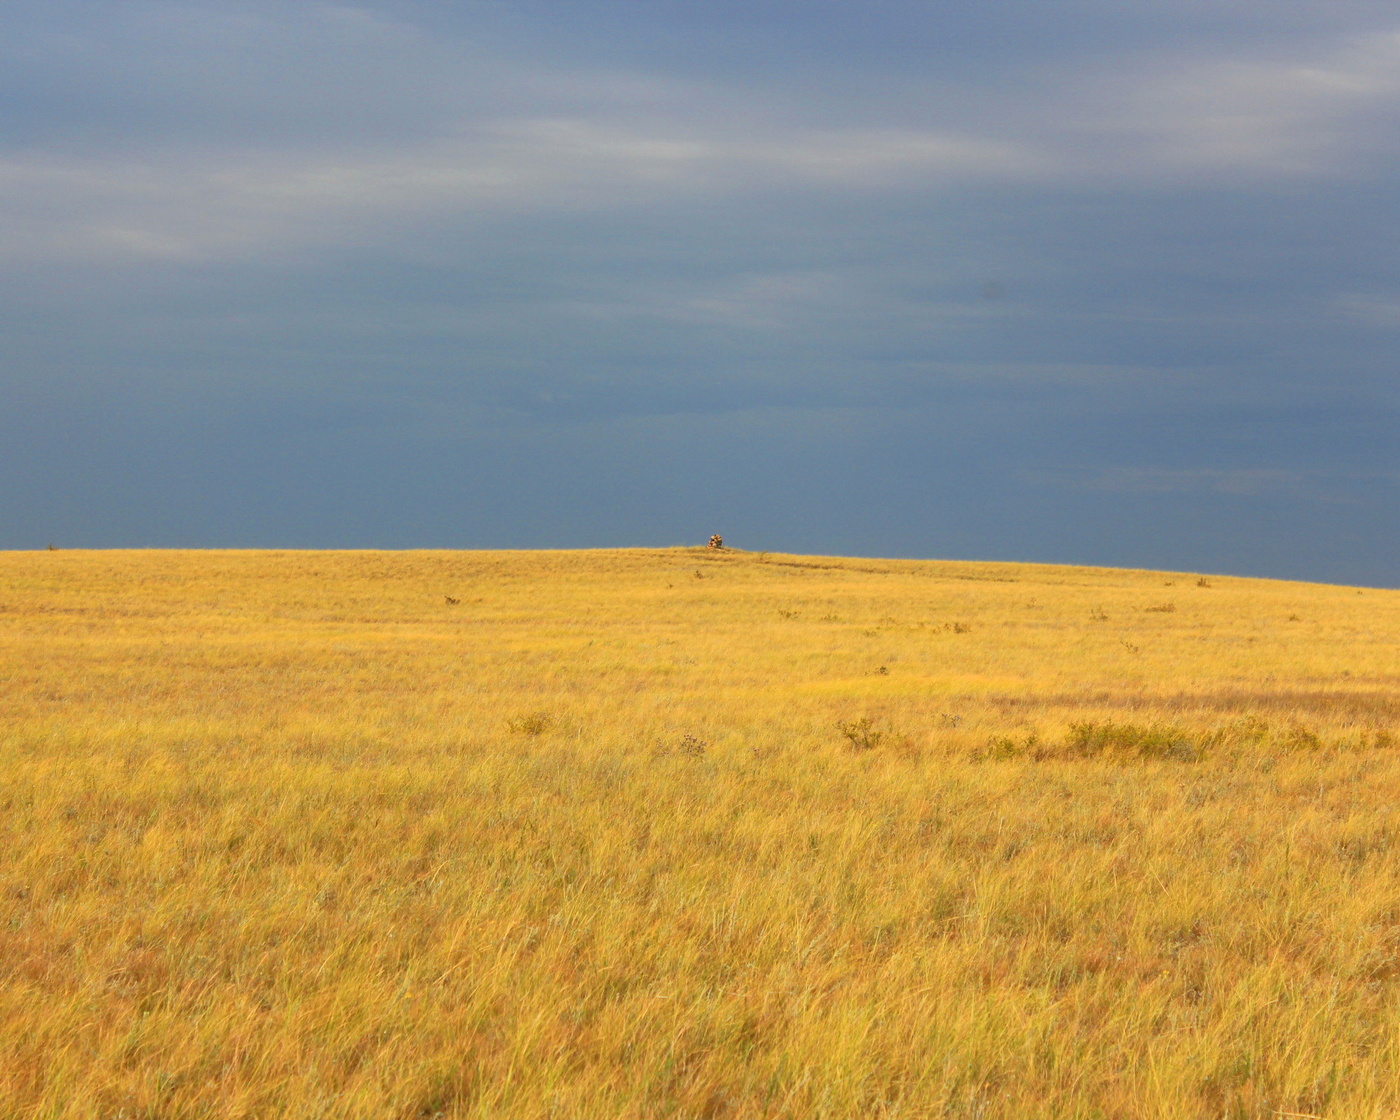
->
[507,712,554,736]
[1064,722,1199,761]
[986,733,1037,760]
[838,718,884,751]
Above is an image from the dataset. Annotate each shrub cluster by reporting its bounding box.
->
[979,717,1394,763]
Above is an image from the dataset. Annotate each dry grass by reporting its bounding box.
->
[1,546,1399,1118]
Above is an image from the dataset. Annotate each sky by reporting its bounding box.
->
[2,1,1397,585]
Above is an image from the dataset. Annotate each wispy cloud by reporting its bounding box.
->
[4,5,1400,262]
[1332,292,1400,328]
[0,122,1038,262]
[1032,466,1396,503]
[1058,29,1400,177]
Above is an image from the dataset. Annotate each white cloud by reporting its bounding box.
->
[1333,293,1400,327]
[1056,29,1400,177]
[1035,466,1396,502]
[1089,467,1308,495]
[0,121,1041,262]
[4,5,1400,263]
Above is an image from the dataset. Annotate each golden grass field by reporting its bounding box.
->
[3,546,1400,1119]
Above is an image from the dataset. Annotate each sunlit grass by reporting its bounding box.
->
[2,547,1398,1118]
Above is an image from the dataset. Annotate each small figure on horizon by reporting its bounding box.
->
[708,534,724,550]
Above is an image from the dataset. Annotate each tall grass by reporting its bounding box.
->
[1,547,1398,1118]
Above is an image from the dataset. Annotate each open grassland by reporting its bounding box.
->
[3,547,1400,1119]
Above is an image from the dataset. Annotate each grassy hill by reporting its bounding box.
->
[2,547,1399,1118]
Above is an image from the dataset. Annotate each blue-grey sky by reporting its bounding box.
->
[2,1,1398,584]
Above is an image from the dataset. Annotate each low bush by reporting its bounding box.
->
[1064,721,1199,761]
[507,712,554,736]
[977,717,1382,764]
[838,718,884,751]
